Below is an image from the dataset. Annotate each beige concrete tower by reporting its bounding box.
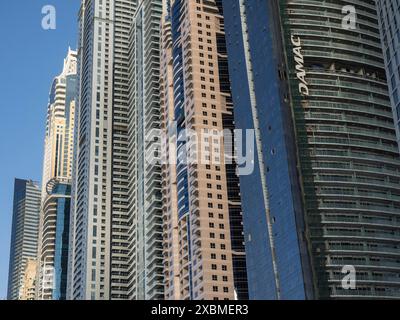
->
[41,49,77,193]
[160,0,248,300]
[20,259,37,300]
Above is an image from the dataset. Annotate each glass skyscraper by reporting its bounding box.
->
[7,179,41,300]
[38,180,72,300]
[223,0,400,299]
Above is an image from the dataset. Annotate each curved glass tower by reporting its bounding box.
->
[284,0,400,299]
[38,180,71,300]
[223,0,400,299]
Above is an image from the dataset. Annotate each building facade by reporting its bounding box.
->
[7,179,41,300]
[67,0,137,300]
[41,48,77,192]
[37,180,72,300]
[127,0,165,300]
[223,0,400,299]
[376,0,400,149]
[160,0,248,300]
[160,0,181,299]
[36,50,77,300]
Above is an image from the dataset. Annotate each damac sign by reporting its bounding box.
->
[291,35,309,96]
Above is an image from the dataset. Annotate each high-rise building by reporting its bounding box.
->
[20,259,37,300]
[41,48,78,192]
[160,1,180,300]
[376,0,400,149]
[7,179,41,300]
[68,0,137,300]
[127,0,164,300]
[36,50,77,300]
[37,180,72,300]
[223,0,400,299]
[160,0,248,300]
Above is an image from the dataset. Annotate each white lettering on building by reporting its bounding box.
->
[291,35,309,96]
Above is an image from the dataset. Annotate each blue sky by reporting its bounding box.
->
[0,0,80,298]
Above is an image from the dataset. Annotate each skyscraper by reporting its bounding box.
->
[127,0,165,300]
[38,181,72,300]
[160,1,180,300]
[160,0,248,300]
[68,0,137,300]
[37,49,77,300]
[376,0,400,149]
[223,0,400,299]
[41,49,78,191]
[7,179,41,300]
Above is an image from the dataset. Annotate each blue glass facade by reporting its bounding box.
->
[172,0,190,221]
[224,0,400,300]
[65,75,77,114]
[222,0,314,300]
[40,181,71,300]
[52,183,71,300]
[171,0,194,298]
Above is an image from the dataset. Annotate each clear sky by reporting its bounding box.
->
[0,0,80,299]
